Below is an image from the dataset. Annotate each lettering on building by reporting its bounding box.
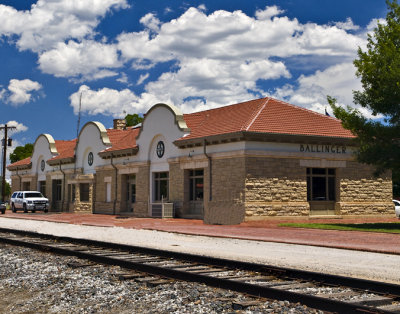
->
[299,144,347,154]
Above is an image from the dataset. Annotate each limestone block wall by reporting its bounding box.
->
[134,165,150,217]
[244,157,309,219]
[204,157,246,225]
[74,182,94,212]
[338,162,393,215]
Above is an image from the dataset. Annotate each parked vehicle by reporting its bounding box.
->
[10,191,49,213]
[0,201,5,214]
[394,200,400,218]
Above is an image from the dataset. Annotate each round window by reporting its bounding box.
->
[88,152,94,166]
[40,160,45,171]
[156,141,165,158]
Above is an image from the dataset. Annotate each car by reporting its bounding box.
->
[10,191,49,213]
[394,200,400,218]
[0,201,5,214]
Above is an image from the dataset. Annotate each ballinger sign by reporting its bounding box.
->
[300,144,347,154]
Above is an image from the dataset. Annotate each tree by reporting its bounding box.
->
[0,177,11,197]
[329,0,400,190]
[125,114,143,127]
[9,143,33,163]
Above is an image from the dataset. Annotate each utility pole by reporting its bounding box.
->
[1,124,16,205]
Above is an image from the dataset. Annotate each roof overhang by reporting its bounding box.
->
[98,147,139,159]
[47,157,75,166]
[174,131,356,148]
[7,162,32,171]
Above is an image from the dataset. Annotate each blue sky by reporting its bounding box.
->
[0,0,388,157]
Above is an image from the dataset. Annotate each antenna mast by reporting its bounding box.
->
[74,92,82,176]
[76,92,82,140]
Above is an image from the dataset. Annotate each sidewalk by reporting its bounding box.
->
[1,212,399,255]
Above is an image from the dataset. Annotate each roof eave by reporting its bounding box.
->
[174,131,356,148]
[47,156,75,166]
[7,162,32,171]
[99,147,139,159]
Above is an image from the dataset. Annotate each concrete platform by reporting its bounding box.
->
[1,212,399,255]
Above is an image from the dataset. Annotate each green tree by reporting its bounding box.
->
[125,114,143,127]
[9,143,33,163]
[329,0,400,193]
[0,177,11,197]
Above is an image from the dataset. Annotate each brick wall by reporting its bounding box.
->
[204,157,246,225]
[134,164,149,217]
[94,169,115,214]
[169,162,185,216]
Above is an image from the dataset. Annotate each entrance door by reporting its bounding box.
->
[307,168,336,215]
[125,175,136,212]
[188,169,204,218]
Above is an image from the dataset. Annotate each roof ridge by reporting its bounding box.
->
[243,97,270,131]
[272,98,340,121]
[184,97,268,116]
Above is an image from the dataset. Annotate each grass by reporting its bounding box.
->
[279,222,400,234]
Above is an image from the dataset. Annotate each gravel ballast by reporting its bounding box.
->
[0,217,399,284]
[0,244,323,313]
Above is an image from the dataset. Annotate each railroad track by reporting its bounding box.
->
[0,227,399,313]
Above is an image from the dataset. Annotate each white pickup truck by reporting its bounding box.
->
[10,191,49,213]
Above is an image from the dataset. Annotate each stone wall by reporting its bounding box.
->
[204,157,246,225]
[244,157,309,219]
[337,162,393,215]
[74,182,94,213]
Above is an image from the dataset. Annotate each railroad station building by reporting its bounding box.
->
[7,97,394,224]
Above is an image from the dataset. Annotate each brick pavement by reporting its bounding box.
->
[1,212,399,255]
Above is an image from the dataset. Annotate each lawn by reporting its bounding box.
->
[279,222,400,234]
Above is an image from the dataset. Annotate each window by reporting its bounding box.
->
[80,183,90,202]
[307,168,336,201]
[52,180,62,201]
[106,182,111,203]
[189,169,204,201]
[39,181,46,197]
[154,172,169,201]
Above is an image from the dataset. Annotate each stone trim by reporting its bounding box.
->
[300,159,347,168]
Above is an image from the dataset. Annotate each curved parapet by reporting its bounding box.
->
[33,134,58,156]
[137,103,190,141]
[78,121,111,146]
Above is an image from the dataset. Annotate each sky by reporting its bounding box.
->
[0,0,389,170]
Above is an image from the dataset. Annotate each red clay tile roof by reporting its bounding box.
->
[180,97,355,141]
[48,139,77,162]
[103,127,140,153]
[7,156,31,169]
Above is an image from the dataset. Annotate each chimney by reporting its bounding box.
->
[113,119,126,130]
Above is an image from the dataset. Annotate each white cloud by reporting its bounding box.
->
[1,79,43,105]
[38,40,121,80]
[334,17,359,30]
[140,13,161,32]
[0,121,28,133]
[113,6,367,113]
[69,85,143,117]
[270,62,378,119]
[136,73,149,85]
[255,5,284,20]
[0,0,129,52]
